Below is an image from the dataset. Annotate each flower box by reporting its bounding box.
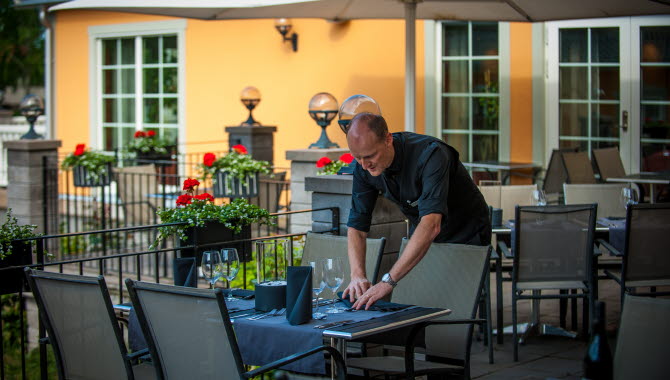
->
[213,172,259,198]
[0,242,32,295]
[178,221,252,264]
[73,163,112,187]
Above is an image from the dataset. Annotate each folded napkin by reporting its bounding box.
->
[337,292,411,312]
[286,266,312,325]
[173,257,197,288]
[223,288,255,300]
[255,281,287,312]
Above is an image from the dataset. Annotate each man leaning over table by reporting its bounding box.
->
[341,113,491,310]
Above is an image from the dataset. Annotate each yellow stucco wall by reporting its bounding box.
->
[54,10,425,169]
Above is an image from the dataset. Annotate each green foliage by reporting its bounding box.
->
[0,0,44,90]
[0,209,38,259]
[198,151,271,181]
[318,160,349,175]
[477,80,499,129]
[125,132,175,154]
[60,149,115,183]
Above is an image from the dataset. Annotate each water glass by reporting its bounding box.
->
[201,250,223,288]
[322,258,345,314]
[221,248,240,301]
[530,189,547,206]
[620,187,639,210]
[309,261,327,319]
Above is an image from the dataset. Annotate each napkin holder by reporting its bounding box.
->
[254,281,287,312]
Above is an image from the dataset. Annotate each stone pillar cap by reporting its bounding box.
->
[3,139,62,151]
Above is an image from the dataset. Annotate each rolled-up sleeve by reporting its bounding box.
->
[417,144,452,218]
[347,167,379,232]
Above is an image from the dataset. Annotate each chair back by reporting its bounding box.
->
[25,269,134,380]
[126,279,244,380]
[563,183,628,218]
[592,147,626,181]
[562,152,597,184]
[479,184,538,222]
[542,148,577,194]
[614,295,670,380]
[114,164,158,225]
[623,203,670,286]
[513,204,596,284]
[393,240,491,361]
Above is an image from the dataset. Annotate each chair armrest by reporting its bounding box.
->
[127,348,149,360]
[593,244,601,257]
[596,238,622,257]
[39,337,50,345]
[498,241,513,259]
[243,345,346,380]
[490,249,500,260]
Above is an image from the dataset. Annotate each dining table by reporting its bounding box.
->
[606,171,670,203]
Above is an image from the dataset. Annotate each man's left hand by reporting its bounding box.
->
[352,282,393,310]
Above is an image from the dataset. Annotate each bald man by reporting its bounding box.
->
[342,113,490,309]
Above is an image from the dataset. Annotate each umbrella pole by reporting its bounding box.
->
[404,0,417,132]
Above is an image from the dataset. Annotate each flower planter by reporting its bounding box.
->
[213,172,259,198]
[73,163,112,187]
[178,221,252,264]
[0,242,32,295]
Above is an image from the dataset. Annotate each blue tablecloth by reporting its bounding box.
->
[598,217,626,253]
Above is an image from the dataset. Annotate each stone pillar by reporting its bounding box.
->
[4,140,61,234]
[285,148,349,233]
[225,125,277,165]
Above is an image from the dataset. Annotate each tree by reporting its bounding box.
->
[0,0,44,92]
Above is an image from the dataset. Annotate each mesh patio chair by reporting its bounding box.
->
[563,183,628,219]
[125,279,346,380]
[510,204,597,361]
[542,148,578,198]
[346,241,492,379]
[614,295,670,380]
[562,151,597,184]
[24,269,155,380]
[592,147,626,181]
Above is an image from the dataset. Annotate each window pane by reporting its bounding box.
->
[163,98,178,123]
[560,103,588,137]
[163,68,178,93]
[121,98,135,123]
[121,69,135,94]
[163,128,178,144]
[641,66,670,101]
[592,140,618,152]
[442,23,468,57]
[560,67,588,100]
[121,38,134,64]
[103,69,116,94]
[442,133,468,159]
[591,67,619,100]
[442,61,468,93]
[560,139,588,152]
[591,28,619,63]
[103,39,116,65]
[641,142,670,172]
[143,37,159,64]
[103,127,117,151]
[103,98,117,123]
[641,26,670,63]
[472,23,498,56]
[442,97,468,130]
[143,98,159,123]
[121,128,135,149]
[163,36,178,64]
[473,97,498,130]
[473,60,498,93]
[591,103,619,139]
[143,68,159,94]
[473,134,498,161]
[641,104,670,139]
[560,29,588,63]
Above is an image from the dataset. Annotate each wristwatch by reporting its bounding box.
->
[381,273,398,288]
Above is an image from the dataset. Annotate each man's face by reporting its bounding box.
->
[347,123,394,177]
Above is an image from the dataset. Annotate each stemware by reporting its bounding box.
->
[201,250,223,289]
[322,258,345,314]
[530,189,547,206]
[309,261,327,319]
[221,248,240,301]
[620,187,639,210]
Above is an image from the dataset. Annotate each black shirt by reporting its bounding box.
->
[347,132,491,245]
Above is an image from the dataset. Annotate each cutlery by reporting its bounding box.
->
[248,309,277,320]
[314,319,354,329]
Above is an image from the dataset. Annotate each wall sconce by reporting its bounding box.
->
[19,94,44,139]
[337,94,382,134]
[308,92,339,149]
[275,18,298,52]
[240,86,261,126]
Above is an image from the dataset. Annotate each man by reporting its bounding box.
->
[342,113,491,310]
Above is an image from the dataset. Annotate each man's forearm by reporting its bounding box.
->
[389,213,441,281]
[347,227,368,278]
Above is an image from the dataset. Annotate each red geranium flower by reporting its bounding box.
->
[146,130,156,137]
[203,152,216,167]
[316,157,332,168]
[232,144,248,155]
[74,144,86,156]
[182,178,200,191]
[194,193,215,202]
[134,130,145,138]
[175,194,193,206]
[339,153,354,164]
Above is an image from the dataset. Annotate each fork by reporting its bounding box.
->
[248,309,277,320]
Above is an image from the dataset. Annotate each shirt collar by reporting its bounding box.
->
[385,134,403,175]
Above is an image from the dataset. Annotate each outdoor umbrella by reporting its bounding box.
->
[50,0,670,131]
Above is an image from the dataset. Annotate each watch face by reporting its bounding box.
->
[382,273,390,282]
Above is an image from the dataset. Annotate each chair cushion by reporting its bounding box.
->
[346,356,459,375]
[132,363,157,380]
[517,280,587,290]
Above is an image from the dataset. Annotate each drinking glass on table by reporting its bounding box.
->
[530,189,547,206]
[201,250,223,289]
[309,261,327,319]
[322,258,345,314]
[221,248,240,301]
[620,187,639,210]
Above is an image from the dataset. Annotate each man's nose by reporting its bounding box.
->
[359,158,369,170]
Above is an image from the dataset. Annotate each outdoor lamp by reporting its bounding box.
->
[240,86,261,126]
[308,92,339,149]
[275,18,298,52]
[19,94,44,139]
[338,94,382,134]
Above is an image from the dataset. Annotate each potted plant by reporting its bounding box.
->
[126,130,176,161]
[61,143,115,187]
[316,153,354,175]
[198,144,271,198]
[0,209,38,294]
[153,178,274,262]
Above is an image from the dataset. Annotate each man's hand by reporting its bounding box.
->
[342,276,371,302]
[352,282,393,310]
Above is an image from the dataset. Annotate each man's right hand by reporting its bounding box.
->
[342,276,372,302]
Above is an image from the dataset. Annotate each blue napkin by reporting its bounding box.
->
[286,266,312,325]
[173,257,197,288]
[337,292,410,312]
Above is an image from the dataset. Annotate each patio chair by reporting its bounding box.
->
[542,148,578,199]
[563,183,628,218]
[125,279,346,380]
[24,269,155,380]
[601,203,670,307]
[346,242,492,379]
[614,295,670,380]
[114,165,160,226]
[562,151,597,184]
[592,147,626,181]
[509,204,597,361]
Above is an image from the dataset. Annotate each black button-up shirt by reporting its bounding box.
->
[347,132,491,245]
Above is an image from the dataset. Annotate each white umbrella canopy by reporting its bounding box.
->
[51,0,670,131]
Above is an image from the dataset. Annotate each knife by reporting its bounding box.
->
[314,320,354,329]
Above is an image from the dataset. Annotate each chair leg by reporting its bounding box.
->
[512,291,518,362]
[582,293,589,338]
[485,274,494,364]
[559,290,567,328]
[571,290,578,332]
[495,256,504,345]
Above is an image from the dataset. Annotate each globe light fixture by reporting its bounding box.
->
[19,94,44,139]
[275,18,298,52]
[240,86,261,126]
[337,94,382,134]
[308,92,339,149]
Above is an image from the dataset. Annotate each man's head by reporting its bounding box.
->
[346,113,394,177]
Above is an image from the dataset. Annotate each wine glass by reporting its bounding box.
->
[322,258,345,314]
[201,250,223,289]
[530,189,547,206]
[620,187,639,211]
[221,248,240,301]
[309,261,327,319]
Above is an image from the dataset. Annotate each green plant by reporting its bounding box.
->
[126,130,175,155]
[198,145,270,181]
[477,73,499,129]
[60,143,115,182]
[0,209,38,260]
[316,153,354,175]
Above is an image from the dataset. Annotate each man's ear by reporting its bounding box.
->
[385,133,393,146]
